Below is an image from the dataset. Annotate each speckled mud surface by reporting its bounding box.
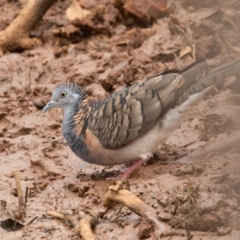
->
[1,0,240,239]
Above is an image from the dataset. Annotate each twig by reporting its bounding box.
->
[25,187,28,209]
[79,218,96,240]
[0,0,56,54]
[12,211,18,230]
[26,216,38,226]
[14,171,26,219]
[174,24,185,33]
[46,210,98,240]
[0,200,7,215]
[185,223,193,240]
[110,205,123,222]
[182,141,197,148]
[157,177,163,192]
[192,43,196,62]
[47,211,64,220]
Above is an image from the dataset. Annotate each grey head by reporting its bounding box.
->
[42,83,86,113]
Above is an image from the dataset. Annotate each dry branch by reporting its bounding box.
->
[79,219,96,240]
[0,0,56,54]
[46,210,98,240]
[103,181,170,237]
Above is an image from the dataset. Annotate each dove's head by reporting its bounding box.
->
[42,83,86,113]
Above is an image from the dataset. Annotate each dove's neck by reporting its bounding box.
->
[62,104,79,144]
[63,106,74,124]
[62,98,97,163]
[62,98,92,138]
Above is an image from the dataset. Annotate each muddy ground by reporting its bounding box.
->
[1,0,240,239]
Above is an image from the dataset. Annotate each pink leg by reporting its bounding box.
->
[121,159,147,179]
[108,159,147,181]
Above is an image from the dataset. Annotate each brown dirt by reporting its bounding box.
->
[1,0,240,239]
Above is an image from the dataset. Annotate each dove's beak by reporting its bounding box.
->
[42,100,57,113]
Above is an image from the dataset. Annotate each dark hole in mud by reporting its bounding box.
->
[0,218,24,232]
[152,52,178,63]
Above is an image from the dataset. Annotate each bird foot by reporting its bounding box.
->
[107,159,147,181]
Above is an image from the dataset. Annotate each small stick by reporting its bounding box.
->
[26,216,38,226]
[79,219,96,240]
[186,224,193,240]
[0,200,7,215]
[12,211,18,230]
[192,43,196,62]
[46,210,98,240]
[25,187,28,209]
[46,211,64,220]
[110,205,123,222]
[14,171,26,219]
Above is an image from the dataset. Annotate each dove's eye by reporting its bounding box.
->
[60,91,67,98]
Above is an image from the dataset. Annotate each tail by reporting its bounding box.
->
[161,58,240,138]
[174,57,240,106]
[190,57,240,93]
